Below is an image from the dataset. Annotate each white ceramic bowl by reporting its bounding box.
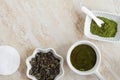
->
[26,48,64,80]
[84,11,120,42]
[67,40,101,75]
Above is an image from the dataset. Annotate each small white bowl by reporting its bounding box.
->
[67,41,101,75]
[84,11,120,42]
[26,48,64,80]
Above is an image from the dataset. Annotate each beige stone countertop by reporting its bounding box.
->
[0,0,120,80]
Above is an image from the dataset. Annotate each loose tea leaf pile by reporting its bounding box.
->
[29,52,60,80]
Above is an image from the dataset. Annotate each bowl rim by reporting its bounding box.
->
[26,48,64,80]
[67,40,101,75]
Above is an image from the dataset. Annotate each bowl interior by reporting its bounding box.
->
[26,48,64,80]
[67,41,101,75]
[84,11,120,42]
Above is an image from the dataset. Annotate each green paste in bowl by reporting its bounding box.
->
[70,44,97,71]
[90,17,117,37]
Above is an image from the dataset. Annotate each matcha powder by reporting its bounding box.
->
[90,17,117,37]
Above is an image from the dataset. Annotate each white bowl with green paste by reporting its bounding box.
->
[84,11,120,42]
[67,41,104,80]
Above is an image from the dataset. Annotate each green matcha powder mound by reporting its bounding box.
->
[90,17,117,37]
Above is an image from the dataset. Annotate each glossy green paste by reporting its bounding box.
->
[90,17,117,37]
[70,44,96,71]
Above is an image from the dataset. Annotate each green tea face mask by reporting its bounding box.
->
[70,44,97,71]
[90,17,117,37]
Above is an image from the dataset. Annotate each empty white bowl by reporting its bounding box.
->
[84,11,120,42]
[26,48,64,80]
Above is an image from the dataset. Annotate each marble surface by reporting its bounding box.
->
[0,0,120,80]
